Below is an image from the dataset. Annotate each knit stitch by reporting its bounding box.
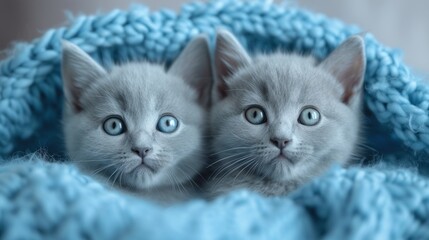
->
[0,156,427,239]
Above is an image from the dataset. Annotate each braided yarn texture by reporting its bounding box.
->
[0,156,427,239]
[0,0,428,157]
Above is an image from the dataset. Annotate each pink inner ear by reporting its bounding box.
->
[215,57,231,100]
[338,61,364,104]
[67,81,84,113]
[319,36,366,105]
[214,31,252,101]
[195,83,211,108]
[214,56,229,100]
[342,87,357,104]
[73,101,83,112]
[217,83,228,99]
[215,52,247,100]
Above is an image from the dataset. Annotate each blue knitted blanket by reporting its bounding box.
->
[0,0,429,239]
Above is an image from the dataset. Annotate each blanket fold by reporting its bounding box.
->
[0,158,428,239]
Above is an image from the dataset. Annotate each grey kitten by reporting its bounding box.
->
[62,37,212,202]
[206,30,365,197]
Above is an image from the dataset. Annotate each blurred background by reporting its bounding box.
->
[0,0,427,72]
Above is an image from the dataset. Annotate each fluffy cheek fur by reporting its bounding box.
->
[64,113,151,187]
[262,113,358,182]
[150,125,204,187]
[209,103,268,178]
[210,101,360,183]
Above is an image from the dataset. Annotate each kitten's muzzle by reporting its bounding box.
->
[131,146,153,159]
[270,137,290,149]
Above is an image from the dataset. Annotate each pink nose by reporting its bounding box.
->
[270,138,290,149]
[131,147,152,159]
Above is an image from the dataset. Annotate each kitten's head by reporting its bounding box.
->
[210,30,365,183]
[62,37,212,190]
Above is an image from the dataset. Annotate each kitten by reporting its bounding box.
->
[62,37,212,202]
[205,30,365,197]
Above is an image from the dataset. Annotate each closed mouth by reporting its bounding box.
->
[134,162,157,173]
[272,153,295,165]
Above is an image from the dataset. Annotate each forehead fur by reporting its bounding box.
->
[80,62,199,121]
[229,53,344,109]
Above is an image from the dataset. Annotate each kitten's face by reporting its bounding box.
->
[65,65,204,189]
[62,38,211,190]
[210,56,360,182]
[210,31,365,183]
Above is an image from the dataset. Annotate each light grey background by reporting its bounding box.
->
[0,0,427,72]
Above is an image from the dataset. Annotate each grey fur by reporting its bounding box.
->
[206,30,366,197]
[62,37,212,203]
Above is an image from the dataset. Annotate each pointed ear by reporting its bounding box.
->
[320,36,366,105]
[168,36,213,108]
[213,29,251,102]
[61,41,107,112]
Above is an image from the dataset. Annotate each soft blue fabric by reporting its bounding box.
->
[0,0,428,239]
[0,156,428,239]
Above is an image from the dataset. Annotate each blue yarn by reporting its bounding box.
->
[0,155,428,239]
[0,1,429,238]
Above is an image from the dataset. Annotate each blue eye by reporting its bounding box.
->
[298,107,321,126]
[103,116,126,136]
[157,115,179,133]
[245,105,267,125]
